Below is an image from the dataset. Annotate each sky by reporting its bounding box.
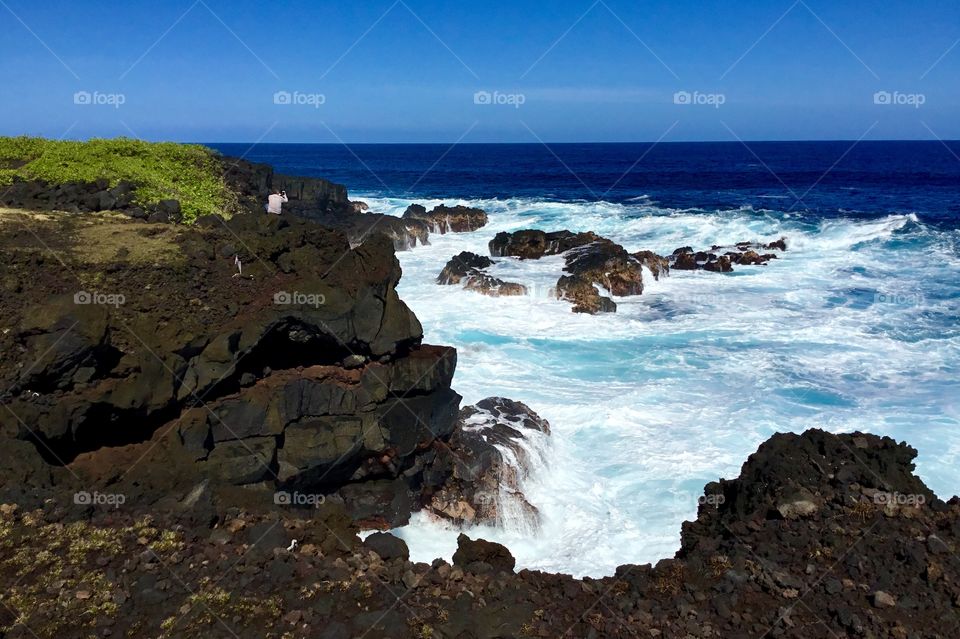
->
[0,0,958,143]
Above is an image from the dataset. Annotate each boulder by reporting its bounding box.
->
[363,532,409,561]
[452,533,516,573]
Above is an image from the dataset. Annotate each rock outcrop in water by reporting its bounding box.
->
[558,238,645,313]
[671,237,787,272]
[437,251,527,297]
[489,229,599,259]
[426,397,549,527]
[403,204,489,234]
[486,229,650,313]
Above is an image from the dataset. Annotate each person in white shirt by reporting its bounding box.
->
[266,188,288,215]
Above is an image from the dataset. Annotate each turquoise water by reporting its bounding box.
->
[366,197,960,577]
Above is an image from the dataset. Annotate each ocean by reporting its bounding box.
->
[210,141,960,577]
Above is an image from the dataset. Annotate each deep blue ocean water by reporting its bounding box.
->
[210,141,960,226]
[209,142,960,576]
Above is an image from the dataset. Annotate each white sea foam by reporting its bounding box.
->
[363,195,960,578]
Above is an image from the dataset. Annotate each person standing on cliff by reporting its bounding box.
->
[266,188,288,215]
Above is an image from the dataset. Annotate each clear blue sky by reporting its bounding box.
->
[1,0,958,142]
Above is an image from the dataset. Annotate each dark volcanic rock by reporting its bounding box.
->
[426,397,549,526]
[0,420,958,638]
[487,229,649,313]
[489,229,599,259]
[670,238,787,272]
[363,531,409,561]
[632,250,670,280]
[557,239,644,313]
[452,533,516,573]
[223,157,430,250]
[437,251,495,284]
[437,252,526,297]
[403,204,488,233]
[0,211,459,526]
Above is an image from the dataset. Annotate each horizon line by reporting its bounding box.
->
[197,138,960,145]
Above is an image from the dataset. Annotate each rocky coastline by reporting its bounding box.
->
[0,150,957,638]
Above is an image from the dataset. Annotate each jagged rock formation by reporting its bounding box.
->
[426,397,549,526]
[437,252,527,297]
[0,210,532,529]
[403,204,488,233]
[0,177,182,222]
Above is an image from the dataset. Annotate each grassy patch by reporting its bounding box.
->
[0,136,234,223]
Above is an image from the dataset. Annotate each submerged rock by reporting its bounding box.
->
[485,229,651,313]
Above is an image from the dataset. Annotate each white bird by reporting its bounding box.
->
[286,539,298,552]
[233,255,242,277]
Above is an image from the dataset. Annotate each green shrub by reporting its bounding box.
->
[0,136,233,223]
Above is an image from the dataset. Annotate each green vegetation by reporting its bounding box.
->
[0,136,234,223]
